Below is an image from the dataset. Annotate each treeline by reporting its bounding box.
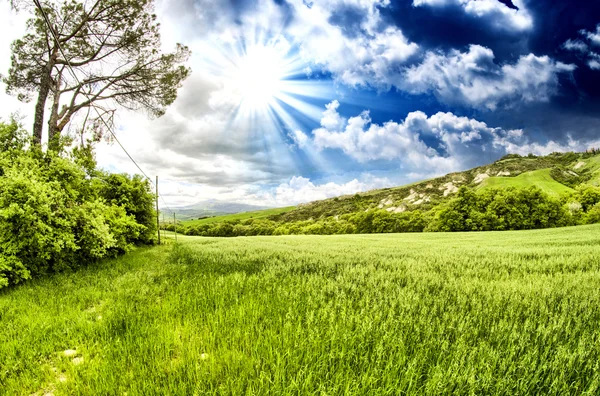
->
[164,185,600,237]
[0,120,156,289]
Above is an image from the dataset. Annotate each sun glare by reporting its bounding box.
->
[235,45,285,105]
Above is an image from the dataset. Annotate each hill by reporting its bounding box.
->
[273,151,599,223]
[162,199,274,221]
[477,168,575,196]
[182,206,295,226]
[180,151,600,223]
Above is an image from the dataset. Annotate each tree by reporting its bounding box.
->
[3,0,190,147]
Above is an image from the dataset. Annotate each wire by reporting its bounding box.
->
[33,0,174,213]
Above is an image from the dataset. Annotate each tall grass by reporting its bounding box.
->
[1,225,600,395]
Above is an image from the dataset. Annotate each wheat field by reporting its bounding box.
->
[1,225,600,395]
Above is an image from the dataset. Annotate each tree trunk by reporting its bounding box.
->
[32,47,58,145]
[47,72,62,151]
[32,69,52,145]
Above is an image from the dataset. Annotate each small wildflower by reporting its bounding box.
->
[63,349,77,357]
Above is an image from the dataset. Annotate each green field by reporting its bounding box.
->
[478,168,575,196]
[182,206,295,226]
[2,226,600,394]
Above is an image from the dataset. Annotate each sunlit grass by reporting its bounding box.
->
[182,206,295,226]
[1,226,600,394]
[478,168,574,196]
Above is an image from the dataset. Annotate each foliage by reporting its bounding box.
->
[96,173,156,244]
[429,186,569,232]
[4,0,190,146]
[2,226,600,393]
[0,120,156,289]
[168,181,600,238]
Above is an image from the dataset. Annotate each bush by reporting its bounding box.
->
[585,203,600,224]
[0,120,157,289]
[429,187,569,232]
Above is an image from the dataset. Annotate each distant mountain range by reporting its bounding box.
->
[161,199,273,221]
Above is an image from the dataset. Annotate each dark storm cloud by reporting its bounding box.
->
[382,2,529,63]
[498,0,519,11]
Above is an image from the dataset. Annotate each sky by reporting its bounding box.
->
[1,0,600,207]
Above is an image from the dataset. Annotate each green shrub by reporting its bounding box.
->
[585,203,600,224]
[0,121,157,289]
[429,186,568,232]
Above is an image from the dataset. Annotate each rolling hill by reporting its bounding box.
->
[477,168,574,196]
[171,151,600,234]
[162,199,274,221]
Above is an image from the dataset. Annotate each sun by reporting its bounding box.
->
[233,44,287,107]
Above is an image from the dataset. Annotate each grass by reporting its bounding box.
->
[579,155,600,186]
[182,206,295,226]
[2,226,600,394]
[478,168,575,196]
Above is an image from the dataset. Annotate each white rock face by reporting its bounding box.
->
[386,207,396,212]
[379,197,394,208]
[394,206,407,213]
[441,182,459,197]
[473,173,490,184]
[404,189,419,202]
[497,171,511,176]
[574,161,585,169]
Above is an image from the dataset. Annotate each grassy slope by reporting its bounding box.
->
[182,206,295,226]
[175,153,600,227]
[2,226,600,395]
[477,168,575,196]
[188,153,600,226]
[581,155,600,186]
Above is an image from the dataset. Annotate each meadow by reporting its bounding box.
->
[1,225,600,395]
[182,206,295,226]
[478,168,575,196]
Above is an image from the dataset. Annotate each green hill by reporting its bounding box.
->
[477,169,575,196]
[182,206,295,226]
[173,151,600,236]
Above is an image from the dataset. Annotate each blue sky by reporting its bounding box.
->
[1,0,600,207]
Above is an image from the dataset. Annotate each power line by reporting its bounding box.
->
[32,0,174,213]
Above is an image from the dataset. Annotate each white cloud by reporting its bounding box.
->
[412,0,533,31]
[562,39,589,53]
[288,129,309,148]
[582,24,600,47]
[588,53,600,70]
[288,0,419,88]
[402,45,575,110]
[308,100,598,172]
[563,24,600,71]
[153,173,393,207]
[270,174,392,206]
